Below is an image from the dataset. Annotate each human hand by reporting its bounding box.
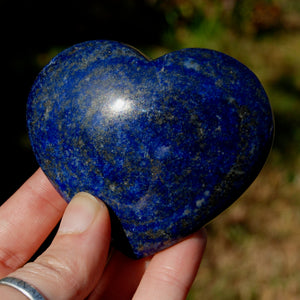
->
[0,168,207,299]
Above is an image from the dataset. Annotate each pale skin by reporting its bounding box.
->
[0,168,207,299]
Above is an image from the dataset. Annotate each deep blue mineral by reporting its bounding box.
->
[27,40,274,258]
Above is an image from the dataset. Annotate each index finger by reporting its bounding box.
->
[0,168,67,277]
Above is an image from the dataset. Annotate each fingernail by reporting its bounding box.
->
[58,192,104,234]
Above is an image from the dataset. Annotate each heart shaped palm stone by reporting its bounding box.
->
[27,40,274,258]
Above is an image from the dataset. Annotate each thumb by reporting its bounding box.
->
[0,192,111,300]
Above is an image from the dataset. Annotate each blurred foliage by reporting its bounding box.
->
[1,0,300,298]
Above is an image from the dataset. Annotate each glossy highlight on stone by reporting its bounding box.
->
[27,40,274,258]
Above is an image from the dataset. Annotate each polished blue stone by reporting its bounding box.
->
[27,40,274,258]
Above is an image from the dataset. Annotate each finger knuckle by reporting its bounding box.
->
[0,247,26,275]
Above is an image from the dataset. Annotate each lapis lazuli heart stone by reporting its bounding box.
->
[27,40,274,258]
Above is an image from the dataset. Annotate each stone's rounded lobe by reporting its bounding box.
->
[27,40,274,258]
